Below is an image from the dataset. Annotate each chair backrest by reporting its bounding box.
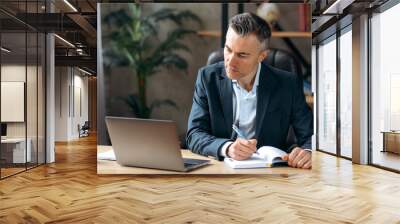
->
[265,48,302,76]
[206,48,302,76]
[82,121,90,129]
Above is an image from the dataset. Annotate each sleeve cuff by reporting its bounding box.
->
[220,141,233,157]
[290,144,312,153]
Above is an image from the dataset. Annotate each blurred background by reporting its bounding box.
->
[98,3,312,145]
[2,0,399,178]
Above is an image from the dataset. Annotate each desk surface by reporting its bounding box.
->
[1,137,27,143]
[97,146,310,175]
[381,131,400,134]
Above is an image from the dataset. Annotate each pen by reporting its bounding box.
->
[232,124,259,155]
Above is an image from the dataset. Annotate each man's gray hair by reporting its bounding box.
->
[228,12,271,51]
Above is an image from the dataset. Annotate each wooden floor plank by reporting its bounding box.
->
[0,134,400,223]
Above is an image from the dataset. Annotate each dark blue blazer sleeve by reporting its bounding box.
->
[186,68,230,160]
[290,75,313,149]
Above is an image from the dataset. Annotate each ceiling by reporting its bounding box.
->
[311,0,389,43]
[0,0,97,74]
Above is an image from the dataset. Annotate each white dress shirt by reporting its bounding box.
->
[220,63,261,157]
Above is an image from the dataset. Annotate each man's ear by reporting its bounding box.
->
[259,49,268,63]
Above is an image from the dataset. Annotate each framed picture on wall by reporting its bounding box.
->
[1,81,25,122]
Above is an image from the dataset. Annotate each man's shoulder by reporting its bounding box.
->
[263,63,298,81]
[262,63,300,85]
[198,61,225,79]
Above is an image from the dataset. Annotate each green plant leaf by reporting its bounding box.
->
[103,9,131,27]
[119,94,140,117]
[162,54,188,71]
[149,8,202,27]
[104,4,202,119]
[119,94,152,119]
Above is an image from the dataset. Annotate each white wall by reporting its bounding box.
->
[55,66,69,141]
[1,65,36,137]
[1,64,46,163]
[71,73,89,138]
[55,67,89,141]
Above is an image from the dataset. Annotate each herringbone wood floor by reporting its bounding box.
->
[1,135,400,223]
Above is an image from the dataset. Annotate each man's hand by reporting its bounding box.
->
[227,138,257,160]
[282,147,312,169]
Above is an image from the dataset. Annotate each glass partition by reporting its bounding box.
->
[1,30,28,177]
[0,1,46,179]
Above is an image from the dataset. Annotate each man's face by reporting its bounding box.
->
[224,28,267,81]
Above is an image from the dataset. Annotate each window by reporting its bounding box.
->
[339,28,352,158]
[370,2,400,171]
[317,36,337,154]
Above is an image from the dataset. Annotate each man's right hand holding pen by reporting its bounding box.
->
[227,138,258,160]
[227,125,258,160]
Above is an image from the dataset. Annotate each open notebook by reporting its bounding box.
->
[224,146,288,169]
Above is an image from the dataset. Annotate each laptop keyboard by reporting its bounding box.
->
[183,158,208,167]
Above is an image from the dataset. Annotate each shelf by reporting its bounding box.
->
[197,30,312,38]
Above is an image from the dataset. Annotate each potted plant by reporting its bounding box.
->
[103,4,202,118]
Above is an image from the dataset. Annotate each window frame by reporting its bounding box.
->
[315,22,352,161]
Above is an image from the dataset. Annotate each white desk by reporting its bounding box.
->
[97,146,310,175]
[1,138,31,163]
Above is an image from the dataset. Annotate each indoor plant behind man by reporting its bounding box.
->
[186,13,313,169]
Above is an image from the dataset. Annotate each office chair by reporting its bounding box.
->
[206,48,302,77]
[202,47,304,151]
[79,121,90,138]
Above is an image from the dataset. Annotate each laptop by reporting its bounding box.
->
[105,116,210,172]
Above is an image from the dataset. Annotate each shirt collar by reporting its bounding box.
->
[232,63,261,93]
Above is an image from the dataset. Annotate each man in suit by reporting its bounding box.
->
[186,13,313,169]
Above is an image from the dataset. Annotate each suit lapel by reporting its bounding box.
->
[218,69,233,136]
[255,64,278,138]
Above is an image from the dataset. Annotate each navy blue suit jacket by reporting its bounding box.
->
[186,62,313,161]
